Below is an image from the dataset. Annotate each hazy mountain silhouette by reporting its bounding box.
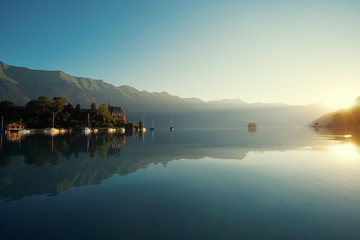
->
[314,96,360,126]
[0,61,333,127]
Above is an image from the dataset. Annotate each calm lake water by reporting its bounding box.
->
[0,128,359,240]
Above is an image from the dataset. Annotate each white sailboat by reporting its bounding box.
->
[170,116,174,131]
[139,116,146,132]
[46,113,59,134]
[83,113,91,134]
[149,119,155,131]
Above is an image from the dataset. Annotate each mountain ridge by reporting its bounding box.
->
[0,61,333,127]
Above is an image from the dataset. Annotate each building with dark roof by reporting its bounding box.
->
[108,104,126,123]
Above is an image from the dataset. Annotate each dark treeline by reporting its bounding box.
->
[0,96,119,129]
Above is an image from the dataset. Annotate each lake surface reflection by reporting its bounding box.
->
[0,128,359,239]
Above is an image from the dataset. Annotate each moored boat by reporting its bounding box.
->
[170,117,174,131]
[45,113,59,134]
[107,128,116,133]
[50,127,60,134]
[83,127,91,134]
[83,114,92,134]
[18,129,30,134]
[139,116,146,132]
[149,119,155,131]
[248,122,257,128]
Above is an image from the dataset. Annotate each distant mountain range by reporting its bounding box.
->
[0,61,334,127]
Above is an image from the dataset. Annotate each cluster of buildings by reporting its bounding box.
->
[108,104,125,124]
[1,104,126,131]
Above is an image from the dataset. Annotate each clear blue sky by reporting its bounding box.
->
[1,0,359,107]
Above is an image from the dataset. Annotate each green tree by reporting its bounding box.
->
[90,102,98,122]
[24,96,71,128]
[24,96,52,128]
[73,104,82,121]
[51,97,69,127]
[97,104,115,127]
[0,100,15,109]
[65,102,74,114]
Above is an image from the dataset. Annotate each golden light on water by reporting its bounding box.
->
[331,143,360,161]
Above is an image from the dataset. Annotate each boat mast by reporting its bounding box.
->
[1,115,3,129]
[52,113,55,128]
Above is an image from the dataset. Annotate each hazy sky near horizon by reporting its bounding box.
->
[1,0,359,108]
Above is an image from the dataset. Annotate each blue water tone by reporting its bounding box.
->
[0,128,359,240]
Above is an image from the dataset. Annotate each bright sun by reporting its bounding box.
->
[328,97,354,110]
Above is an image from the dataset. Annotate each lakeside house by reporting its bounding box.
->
[6,121,25,131]
[108,104,126,124]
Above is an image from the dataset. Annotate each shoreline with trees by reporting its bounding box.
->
[312,97,360,135]
[0,96,143,132]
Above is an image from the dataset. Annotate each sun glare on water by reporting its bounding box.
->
[331,143,360,161]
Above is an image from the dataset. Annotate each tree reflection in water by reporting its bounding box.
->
[1,128,359,201]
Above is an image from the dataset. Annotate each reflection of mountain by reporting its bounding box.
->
[0,128,333,200]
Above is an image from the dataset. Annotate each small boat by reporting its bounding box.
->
[83,114,91,134]
[43,128,60,134]
[149,119,155,131]
[247,123,257,132]
[120,127,125,134]
[19,129,30,134]
[139,116,146,132]
[46,113,59,134]
[59,129,66,134]
[93,128,98,133]
[43,128,59,136]
[170,117,174,131]
[43,128,51,133]
[50,128,60,134]
[107,128,116,133]
[248,122,257,128]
